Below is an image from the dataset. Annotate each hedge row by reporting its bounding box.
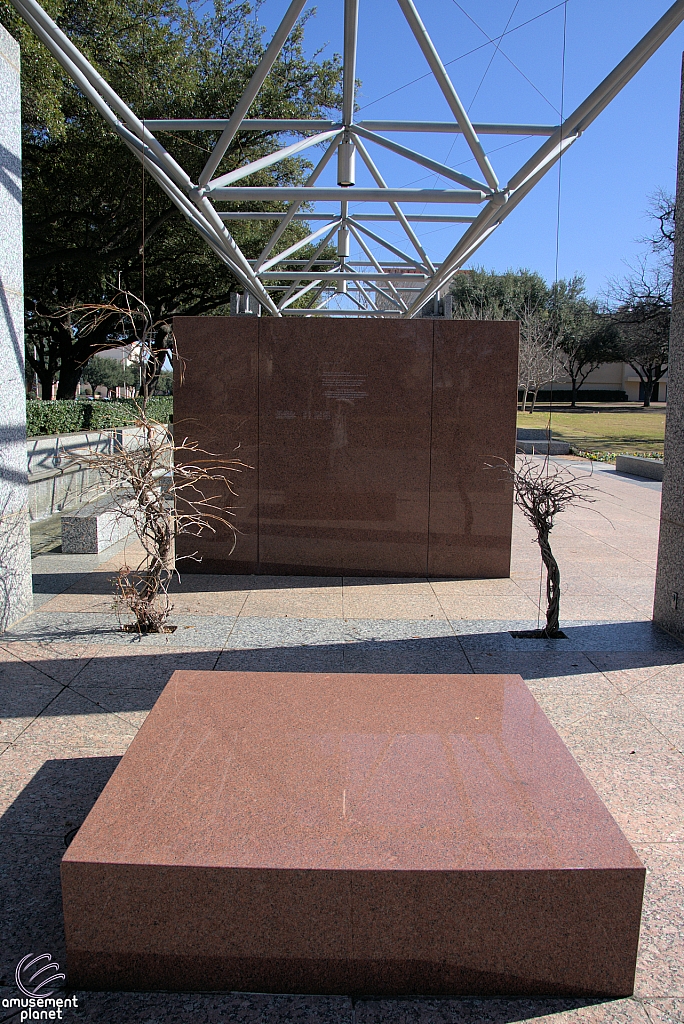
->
[520,389,629,403]
[26,398,173,437]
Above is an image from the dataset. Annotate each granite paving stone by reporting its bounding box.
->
[643,999,684,1023]
[547,597,645,622]
[585,653,684,692]
[570,750,684,844]
[428,576,526,596]
[0,639,94,682]
[528,691,620,735]
[341,635,473,673]
[342,617,457,641]
[556,697,676,755]
[0,646,63,749]
[2,611,238,648]
[227,615,347,648]
[241,582,343,619]
[353,998,653,1023]
[0,834,67,973]
[622,667,684,753]
[633,845,684,999]
[437,594,542,621]
[343,579,446,620]
[0,753,121,837]
[71,991,354,1023]
[465,651,603,680]
[0,691,136,822]
[64,646,222,724]
[216,644,346,672]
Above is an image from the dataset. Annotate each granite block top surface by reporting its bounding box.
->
[64,670,642,874]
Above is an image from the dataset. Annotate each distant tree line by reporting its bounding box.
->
[449,189,673,410]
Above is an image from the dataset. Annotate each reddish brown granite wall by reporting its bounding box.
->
[173,318,518,577]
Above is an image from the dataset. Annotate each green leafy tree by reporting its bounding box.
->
[154,370,173,396]
[450,267,550,320]
[550,278,620,407]
[82,355,138,392]
[0,0,342,397]
[451,268,621,407]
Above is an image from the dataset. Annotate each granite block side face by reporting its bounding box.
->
[173,316,259,573]
[172,319,518,577]
[61,505,133,554]
[616,455,664,481]
[655,60,684,638]
[0,25,32,631]
[428,320,518,577]
[62,670,645,998]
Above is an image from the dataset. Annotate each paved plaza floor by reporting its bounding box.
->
[1,458,683,1023]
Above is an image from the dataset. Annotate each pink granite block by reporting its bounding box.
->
[62,671,644,997]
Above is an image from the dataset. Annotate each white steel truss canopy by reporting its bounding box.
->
[10,0,684,317]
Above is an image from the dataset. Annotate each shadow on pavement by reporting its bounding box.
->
[0,760,607,1023]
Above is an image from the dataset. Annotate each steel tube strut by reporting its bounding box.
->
[198,0,307,187]
[219,212,477,222]
[509,0,684,192]
[351,125,490,191]
[145,119,559,135]
[9,0,281,313]
[396,0,499,191]
[254,136,339,271]
[207,130,342,189]
[208,187,487,202]
[353,135,435,271]
[343,0,360,125]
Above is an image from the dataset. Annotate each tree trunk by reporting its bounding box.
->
[55,363,83,400]
[36,368,55,400]
[643,378,654,407]
[570,378,578,407]
[521,386,529,412]
[531,388,540,413]
[537,526,561,636]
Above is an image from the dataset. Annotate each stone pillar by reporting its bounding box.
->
[0,24,32,631]
[654,56,684,638]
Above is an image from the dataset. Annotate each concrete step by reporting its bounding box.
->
[61,492,135,554]
[615,454,664,481]
[516,439,571,455]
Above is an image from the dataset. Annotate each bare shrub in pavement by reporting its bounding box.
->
[63,290,246,633]
[496,457,596,638]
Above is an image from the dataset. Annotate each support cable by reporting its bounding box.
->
[537,0,568,630]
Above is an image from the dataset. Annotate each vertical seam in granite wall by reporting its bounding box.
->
[426,322,436,577]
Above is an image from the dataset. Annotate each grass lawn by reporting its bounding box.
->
[517,408,666,455]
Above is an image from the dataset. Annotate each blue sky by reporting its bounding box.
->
[253,0,684,299]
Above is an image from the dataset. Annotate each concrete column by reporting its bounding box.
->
[0,23,33,631]
[654,56,684,639]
